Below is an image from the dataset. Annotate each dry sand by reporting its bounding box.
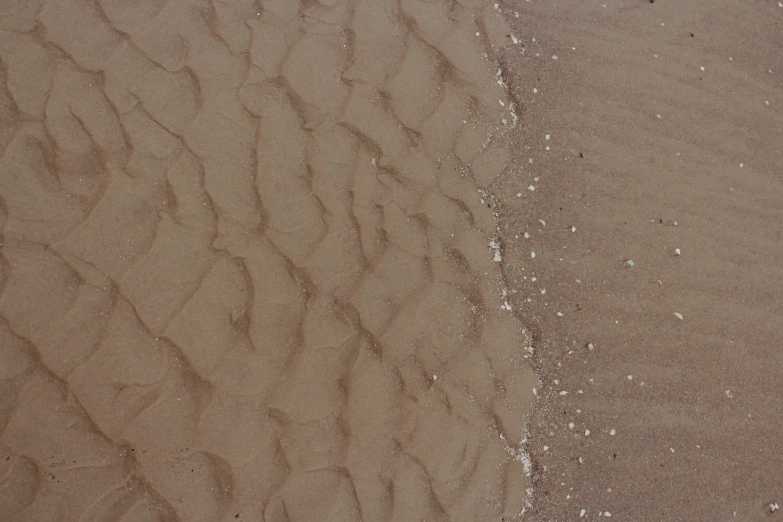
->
[1,0,782,521]
[495,0,783,520]
[0,1,537,521]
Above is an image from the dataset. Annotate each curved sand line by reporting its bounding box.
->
[0,1,538,520]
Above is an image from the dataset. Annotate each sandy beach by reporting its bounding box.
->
[496,0,783,519]
[1,1,535,520]
[1,0,781,521]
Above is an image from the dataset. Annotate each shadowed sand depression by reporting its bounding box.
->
[0,1,539,521]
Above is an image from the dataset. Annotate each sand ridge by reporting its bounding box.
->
[0,0,538,521]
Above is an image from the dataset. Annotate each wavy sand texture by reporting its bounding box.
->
[0,0,538,521]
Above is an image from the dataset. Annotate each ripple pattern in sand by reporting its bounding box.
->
[0,1,535,520]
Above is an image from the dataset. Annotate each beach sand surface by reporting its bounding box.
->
[496,0,783,519]
[0,1,537,521]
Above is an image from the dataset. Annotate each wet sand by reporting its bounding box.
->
[2,0,782,521]
[0,1,537,521]
[496,0,783,519]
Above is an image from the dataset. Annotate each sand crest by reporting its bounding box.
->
[0,1,536,521]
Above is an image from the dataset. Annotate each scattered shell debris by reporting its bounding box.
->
[489,238,502,262]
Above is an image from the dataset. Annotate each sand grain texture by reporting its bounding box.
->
[497,0,783,519]
[0,1,537,521]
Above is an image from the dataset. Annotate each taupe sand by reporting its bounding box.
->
[0,1,536,521]
[1,0,781,521]
[495,0,783,520]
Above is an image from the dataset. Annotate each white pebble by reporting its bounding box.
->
[571,226,576,233]
[524,232,530,239]
[700,66,705,72]
[531,251,536,259]
[559,390,568,396]
[517,192,522,197]
[557,311,564,317]
[528,185,535,191]
[580,509,586,518]
[585,429,591,436]
[626,260,634,267]
[675,248,681,255]
[545,134,551,140]
[627,375,633,380]
[552,55,558,60]
[568,422,575,429]
[674,312,683,320]
[740,163,744,168]
[610,428,616,436]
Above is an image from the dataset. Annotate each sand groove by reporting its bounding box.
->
[0,1,536,520]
